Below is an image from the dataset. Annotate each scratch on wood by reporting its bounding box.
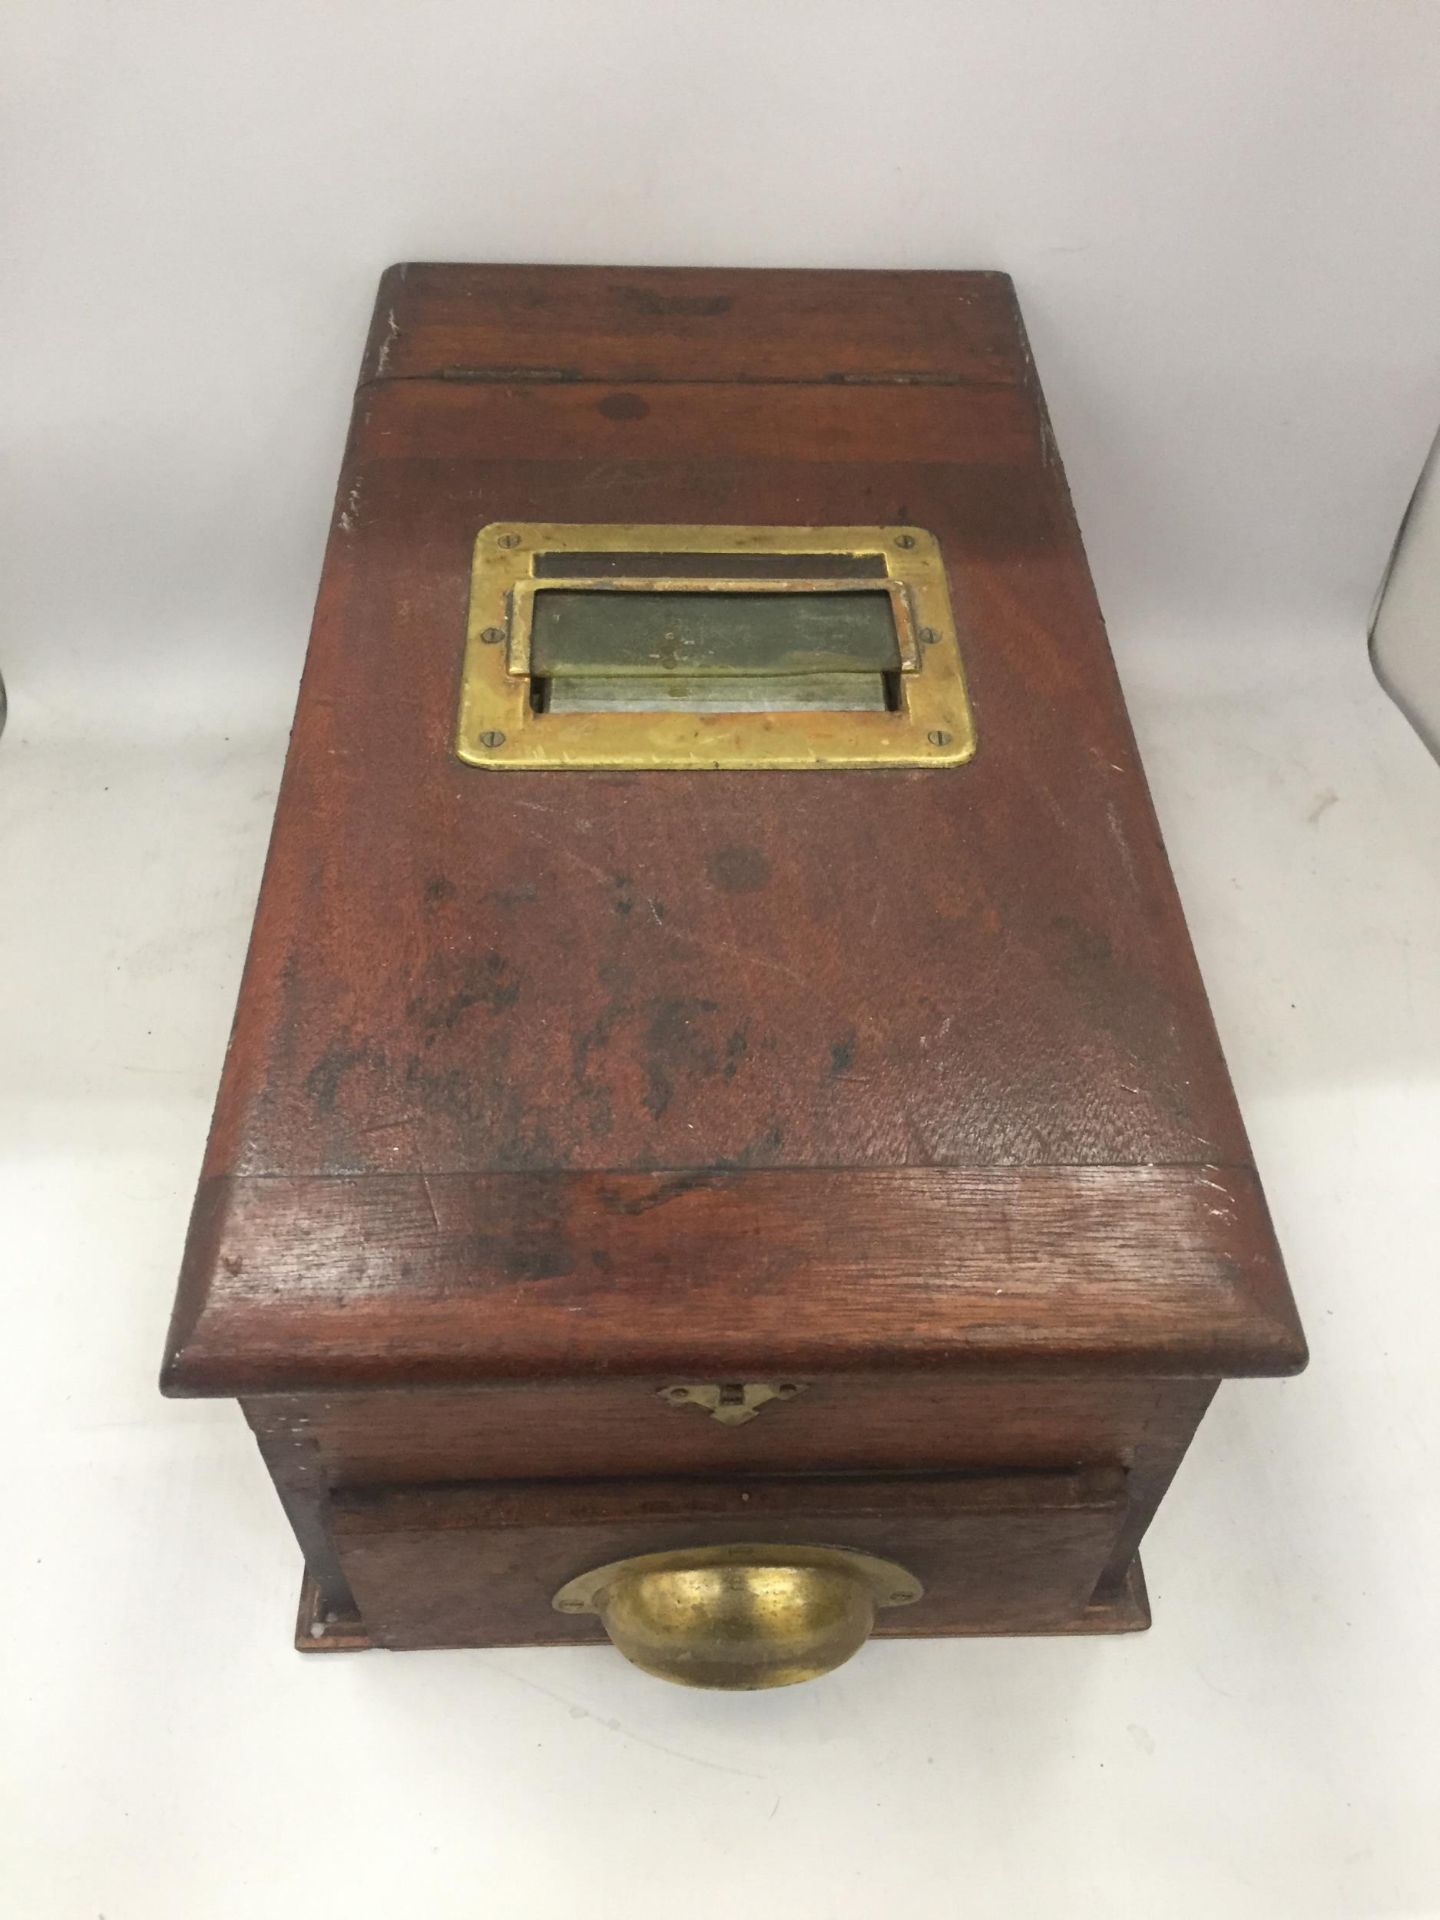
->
[376,306,399,376]
[419,1170,442,1234]
[1105,799,1139,894]
[554,845,613,887]
[506,822,612,887]
[356,1112,424,1139]
[656,921,812,991]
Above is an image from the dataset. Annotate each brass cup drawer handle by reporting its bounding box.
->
[552,1543,923,1690]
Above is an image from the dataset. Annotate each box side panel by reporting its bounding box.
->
[244,1375,1215,1639]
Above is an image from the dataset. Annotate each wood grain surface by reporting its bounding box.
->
[247,1375,1210,1488]
[247,1373,1215,1622]
[195,269,1269,1196]
[330,1469,1136,1649]
[165,1165,1301,1393]
[162,265,1305,1646]
[359,263,1027,386]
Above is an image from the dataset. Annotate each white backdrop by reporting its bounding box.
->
[3,6,1439,1917]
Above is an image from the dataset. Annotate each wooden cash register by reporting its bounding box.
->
[161,264,1305,1687]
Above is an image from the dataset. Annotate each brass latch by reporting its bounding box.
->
[457,523,976,770]
[659,1381,807,1426]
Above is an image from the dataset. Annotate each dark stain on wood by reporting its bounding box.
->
[642,995,722,1120]
[706,845,772,893]
[722,1024,749,1082]
[303,1037,384,1116]
[829,1030,858,1076]
[406,951,521,1035]
[596,391,650,421]
[610,284,734,320]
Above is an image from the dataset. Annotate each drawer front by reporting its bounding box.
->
[330,1469,1134,1651]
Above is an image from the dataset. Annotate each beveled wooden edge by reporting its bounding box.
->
[291,1554,1149,1656]
[358,262,1025,389]
[162,1165,1306,1397]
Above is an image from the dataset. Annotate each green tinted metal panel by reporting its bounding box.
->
[530,589,902,680]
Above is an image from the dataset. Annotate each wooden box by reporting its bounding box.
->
[161,264,1305,1687]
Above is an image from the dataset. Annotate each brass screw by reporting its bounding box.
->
[927,730,953,748]
[481,626,505,645]
[894,532,916,549]
[497,532,521,549]
[479,730,506,749]
[919,627,939,645]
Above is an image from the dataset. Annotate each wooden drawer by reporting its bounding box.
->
[328,1468,1142,1652]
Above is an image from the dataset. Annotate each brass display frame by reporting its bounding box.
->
[456,522,976,770]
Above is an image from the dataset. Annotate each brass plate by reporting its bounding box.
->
[457,523,976,770]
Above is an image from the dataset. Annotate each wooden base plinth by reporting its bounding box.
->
[294,1558,1149,1655]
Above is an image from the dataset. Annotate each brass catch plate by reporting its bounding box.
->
[457,523,976,770]
[659,1381,807,1425]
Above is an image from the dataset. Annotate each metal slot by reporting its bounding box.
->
[543,672,891,714]
[456,523,976,771]
[534,549,891,581]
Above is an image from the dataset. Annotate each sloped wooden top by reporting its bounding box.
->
[163,264,1303,1392]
